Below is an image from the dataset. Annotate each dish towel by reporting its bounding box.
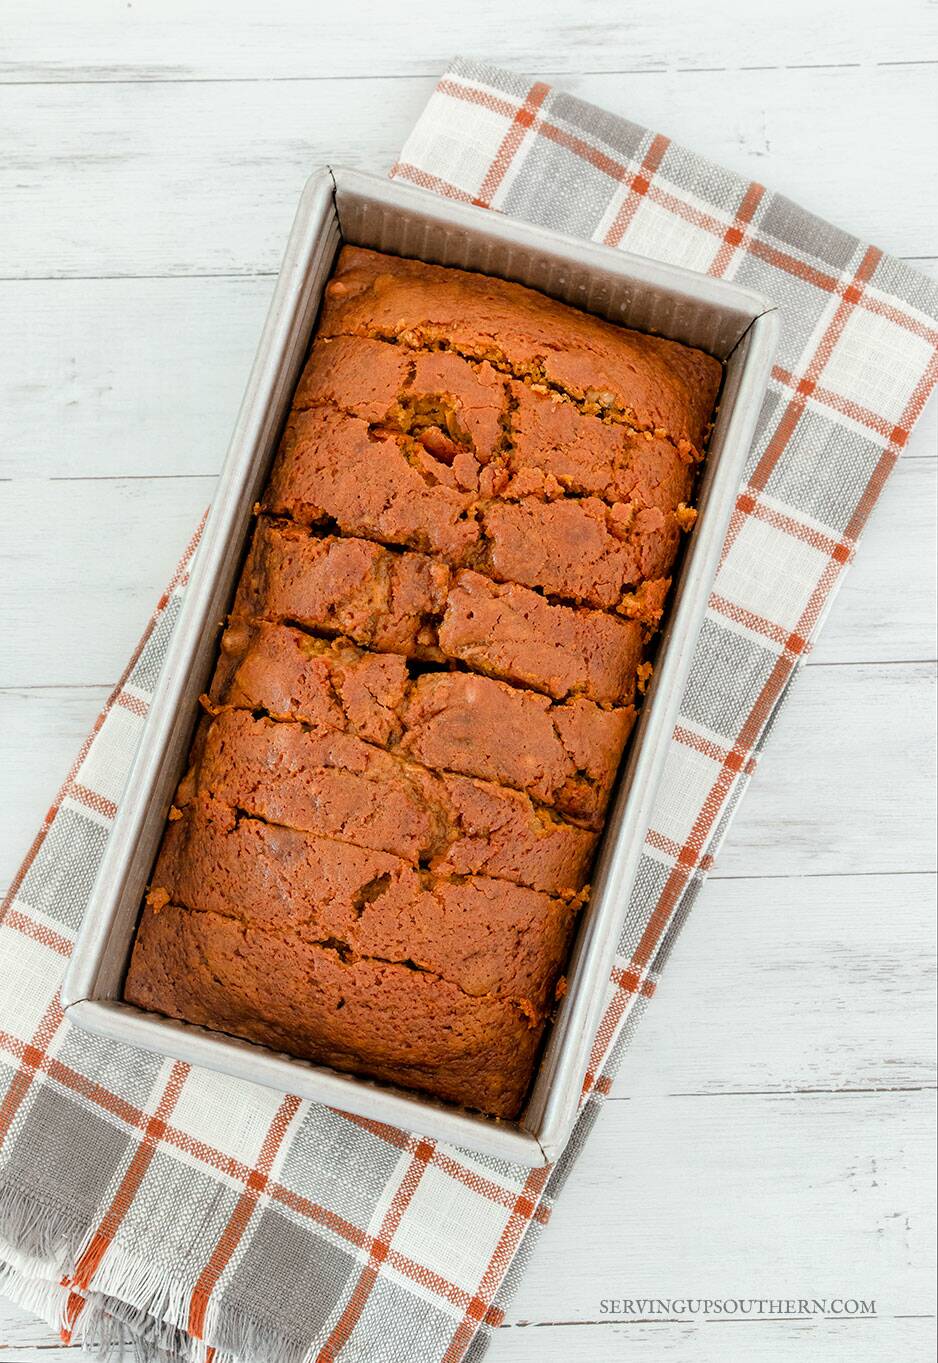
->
[1,57,936,1363]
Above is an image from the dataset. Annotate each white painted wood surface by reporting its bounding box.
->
[1,2,935,1358]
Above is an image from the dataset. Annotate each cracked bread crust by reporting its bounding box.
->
[293,334,698,508]
[396,672,633,825]
[439,569,649,705]
[265,406,483,561]
[295,334,506,457]
[319,246,722,449]
[209,620,635,822]
[506,379,697,510]
[209,620,409,747]
[183,708,597,895]
[125,901,542,1118]
[235,519,648,705]
[232,518,449,656]
[265,405,692,606]
[143,794,577,1011]
[125,245,721,1118]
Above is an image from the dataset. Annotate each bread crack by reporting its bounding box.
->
[148,897,548,1023]
[262,509,679,619]
[328,324,704,459]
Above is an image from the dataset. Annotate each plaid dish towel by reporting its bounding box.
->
[2,57,936,1363]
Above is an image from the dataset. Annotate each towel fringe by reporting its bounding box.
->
[204,1297,311,1363]
[78,1290,209,1363]
[0,1260,71,1332]
[0,1181,87,1262]
[0,1187,306,1363]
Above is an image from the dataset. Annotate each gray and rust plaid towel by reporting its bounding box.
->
[1,57,936,1363]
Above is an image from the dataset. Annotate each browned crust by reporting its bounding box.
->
[125,900,542,1118]
[142,794,578,1011]
[234,518,649,706]
[178,708,598,896]
[125,246,721,1118]
[208,620,635,822]
[319,245,722,449]
[293,333,698,508]
[263,404,692,605]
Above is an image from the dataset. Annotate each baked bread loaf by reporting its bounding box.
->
[124,246,721,1118]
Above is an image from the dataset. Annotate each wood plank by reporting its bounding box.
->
[1,64,935,279]
[0,1302,931,1363]
[716,661,935,878]
[0,276,274,481]
[0,1295,76,1353]
[501,1091,935,1325]
[1,272,933,484]
[1,457,932,691]
[0,476,213,689]
[610,871,936,1097]
[0,76,433,280]
[2,0,934,81]
[488,1317,935,1362]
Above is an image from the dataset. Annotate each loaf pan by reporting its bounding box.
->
[62,166,778,1166]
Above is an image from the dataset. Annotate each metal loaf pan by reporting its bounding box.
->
[62,166,778,1166]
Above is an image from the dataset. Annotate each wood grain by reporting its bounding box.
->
[611,872,936,1097]
[1,65,935,278]
[1,1,935,1357]
[500,1091,935,1320]
[0,450,932,690]
[0,1091,932,1360]
[0,276,274,480]
[2,271,933,484]
[0,1308,931,1363]
[0,476,213,689]
[2,0,934,80]
[489,1317,935,1363]
[716,661,936,879]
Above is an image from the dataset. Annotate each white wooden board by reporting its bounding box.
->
[1,0,935,1357]
[3,0,935,80]
[1,64,935,276]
